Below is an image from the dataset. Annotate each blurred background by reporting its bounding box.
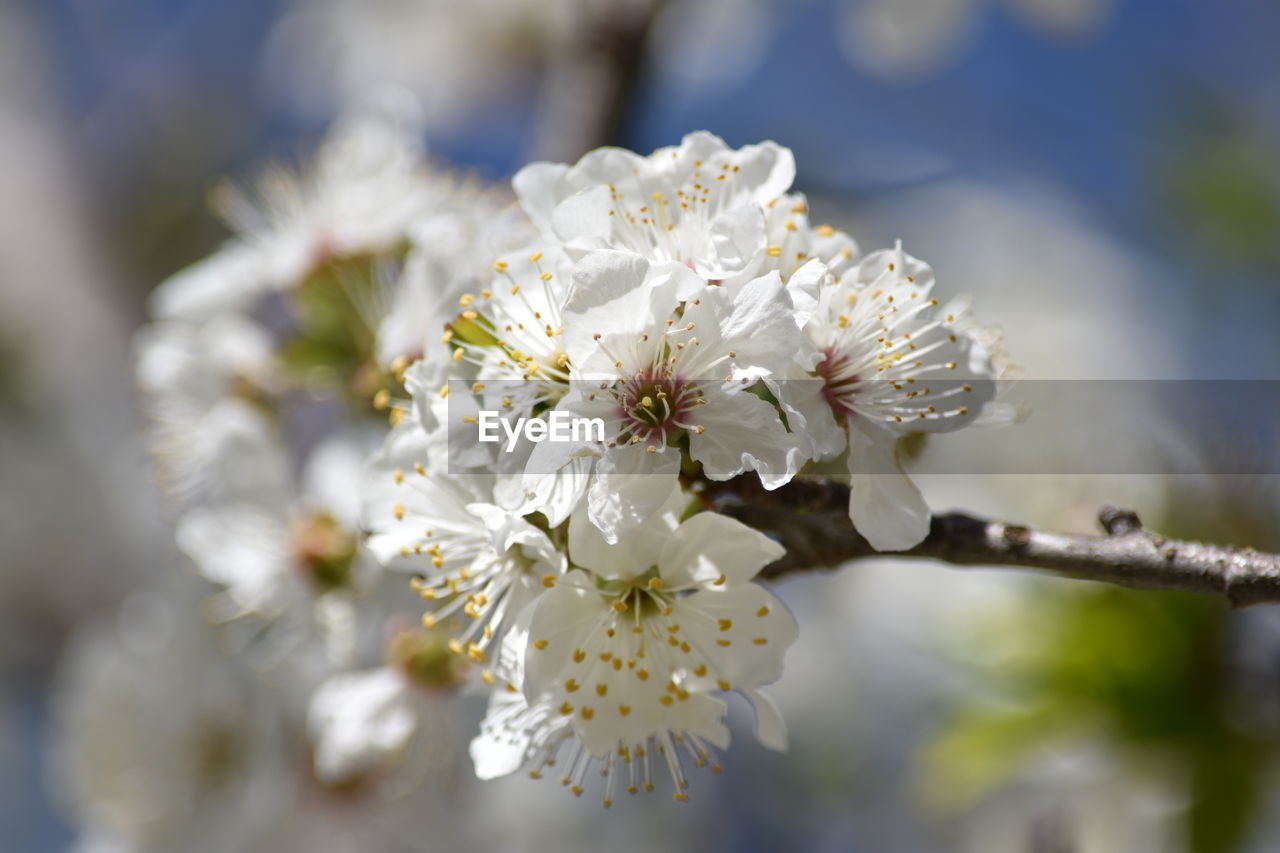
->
[2,0,1279,850]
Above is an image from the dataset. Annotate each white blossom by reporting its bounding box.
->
[363,419,565,664]
[798,243,1002,549]
[176,435,371,620]
[524,249,811,542]
[50,589,294,853]
[151,96,434,321]
[133,315,280,500]
[514,131,795,280]
[471,487,795,803]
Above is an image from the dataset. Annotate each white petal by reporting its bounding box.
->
[175,505,290,611]
[587,443,681,544]
[562,251,678,375]
[469,688,541,780]
[688,391,802,487]
[308,668,418,783]
[846,421,930,550]
[522,570,605,697]
[681,271,806,380]
[512,161,570,231]
[568,483,684,580]
[786,258,828,328]
[549,185,614,256]
[673,583,796,686]
[147,242,269,320]
[467,503,564,575]
[703,204,766,279]
[659,512,784,588]
[740,687,788,751]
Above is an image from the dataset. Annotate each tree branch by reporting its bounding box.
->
[710,477,1280,608]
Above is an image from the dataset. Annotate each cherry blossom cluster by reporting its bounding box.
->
[129,102,1007,812]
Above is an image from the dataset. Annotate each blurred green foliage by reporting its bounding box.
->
[278,252,408,415]
[1158,101,1280,278]
[924,482,1280,852]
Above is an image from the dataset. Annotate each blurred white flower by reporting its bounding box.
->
[134,315,281,500]
[839,0,1112,80]
[376,192,533,368]
[176,435,371,622]
[151,95,434,320]
[50,588,295,853]
[268,0,657,127]
[308,657,461,791]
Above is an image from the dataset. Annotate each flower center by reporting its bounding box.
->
[815,347,860,420]
[293,510,358,591]
[611,368,702,446]
[388,627,470,690]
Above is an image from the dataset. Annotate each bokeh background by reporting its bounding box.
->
[2,0,1279,850]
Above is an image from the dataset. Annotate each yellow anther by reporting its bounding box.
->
[533,639,549,650]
